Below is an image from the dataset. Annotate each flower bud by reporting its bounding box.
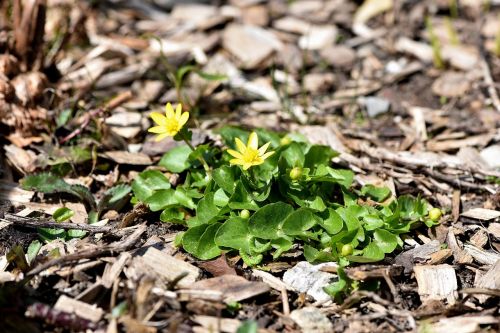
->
[428,208,442,221]
[341,244,353,256]
[240,209,250,219]
[289,167,302,180]
[280,136,292,146]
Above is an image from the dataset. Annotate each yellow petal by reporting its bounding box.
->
[150,112,167,126]
[155,132,171,141]
[148,126,167,134]
[258,142,271,155]
[178,112,189,127]
[165,103,175,118]
[229,158,244,165]
[227,149,244,159]
[175,103,182,118]
[243,163,252,170]
[247,132,258,150]
[235,138,247,153]
[261,151,275,160]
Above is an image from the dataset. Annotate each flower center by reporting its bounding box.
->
[242,148,261,163]
[165,119,180,134]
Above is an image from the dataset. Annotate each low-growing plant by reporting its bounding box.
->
[131,104,439,299]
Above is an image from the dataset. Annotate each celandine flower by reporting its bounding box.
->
[227,132,274,170]
[148,103,189,141]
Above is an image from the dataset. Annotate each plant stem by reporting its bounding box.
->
[180,132,211,174]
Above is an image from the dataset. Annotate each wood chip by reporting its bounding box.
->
[487,223,500,238]
[463,244,500,265]
[102,252,131,288]
[428,315,498,333]
[475,259,500,303]
[414,264,458,304]
[461,208,500,221]
[0,180,34,204]
[54,295,104,323]
[136,247,201,288]
[223,24,282,69]
[192,315,242,333]
[190,274,270,303]
[394,240,441,273]
[102,151,152,165]
[427,249,453,265]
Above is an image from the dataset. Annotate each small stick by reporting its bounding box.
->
[59,90,132,144]
[481,58,500,113]
[2,213,113,234]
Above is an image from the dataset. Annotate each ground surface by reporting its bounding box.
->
[0,0,499,332]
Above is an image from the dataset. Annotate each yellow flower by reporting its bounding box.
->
[148,103,189,141]
[227,132,274,170]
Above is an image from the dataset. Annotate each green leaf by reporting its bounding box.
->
[196,192,220,224]
[182,223,221,260]
[26,240,42,265]
[248,203,293,239]
[282,208,317,236]
[213,166,236,194]
[69,184,97,210]
[215,217,252,253]
[195,70,228,81]
[99,184,131,212]
[361,185,391,202]
[348,242,384,263]
[236,321,258,333]
[228,181,259,211]
[217,126,249,147]
[53,207,74,222]
[160,207,185,223]
[318,208,344,235]
[304,145,339,169]
[279,142,305,169]
[56,109,73,127]
[175,65,197,85]
[159,145,192,173]
[213,188,230,207]
[21,172,70,194]
[38,227,66,241]
[132,170,171,202]
[67,229,87,238]
[239,249,263,266]
[303,244,336,263]
[146,188,196,211]
[271,237,293,259]
[373,229,398,253]
[362,215,384,231]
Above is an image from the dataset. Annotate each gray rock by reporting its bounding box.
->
[290,307,333,333]
[282,261,336,302]
[359,96,390,117]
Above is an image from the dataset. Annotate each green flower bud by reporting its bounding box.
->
[341,244,353,256]
[289,167,302,180]
[280,136,292,146]
[428,208,442,221]
[240,209,250,219]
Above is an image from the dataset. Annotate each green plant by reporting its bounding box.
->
[131,126,434,271]
[425,16,445,69]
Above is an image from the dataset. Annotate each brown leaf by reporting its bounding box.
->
[198,254,237,277]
